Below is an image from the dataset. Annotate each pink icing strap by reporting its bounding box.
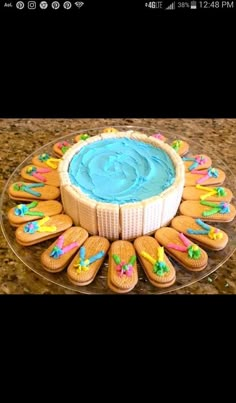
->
[167,233,191,252]
[27,166,51,182]
[55,235,79,253]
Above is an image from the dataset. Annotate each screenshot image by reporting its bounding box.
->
[0,2,235,295]
[0,118,235,294]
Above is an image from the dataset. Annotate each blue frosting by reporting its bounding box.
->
[68,138,176,204]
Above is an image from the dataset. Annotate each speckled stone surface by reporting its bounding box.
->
[0,118,236,294]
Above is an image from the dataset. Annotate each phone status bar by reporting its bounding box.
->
[145,1,234,9]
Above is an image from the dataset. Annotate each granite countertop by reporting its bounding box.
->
[0,118,236,294]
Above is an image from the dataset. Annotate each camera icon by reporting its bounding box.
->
[28,1,36,8]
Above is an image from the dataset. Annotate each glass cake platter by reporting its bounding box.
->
[1,125,236,294]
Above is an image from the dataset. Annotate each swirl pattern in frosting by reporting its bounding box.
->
[68,138,176,204]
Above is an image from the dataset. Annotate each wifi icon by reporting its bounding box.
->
[75,1,84,7]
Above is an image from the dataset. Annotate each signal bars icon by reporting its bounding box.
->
[165,1,175,9]
[75,1,84,7]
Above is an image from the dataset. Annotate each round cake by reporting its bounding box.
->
[59,130,185,240]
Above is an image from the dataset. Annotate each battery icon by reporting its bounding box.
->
[190,1,197,8]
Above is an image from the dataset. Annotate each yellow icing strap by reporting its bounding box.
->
[196,184,226,201]
[37,225,57,232]
[45,158,61,169]
[141,251,156,265]
[23,216,57,234]
[157,246,164,262]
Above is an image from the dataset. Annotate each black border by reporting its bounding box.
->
[1,1,236,118]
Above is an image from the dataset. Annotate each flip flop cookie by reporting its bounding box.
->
[8,182,60,201]
[67,236,110,286]
[171,215,228,251]
[151,132,167,142]
[15,214,73,246]
[134,236,176,288]
[41,227,89,273]
[20,165,60,187]
[53,141,72,157]
[185,167,225,187]
[182,185,233,202]
[182,154,212,172]
[101,128,119,133]
[108,240,138,293]
[170,139,189,156]
[8,200,63,227]
[74,133,91,142]
[32,153,61,170]
[155,227,208,272]
[179,200,236,222]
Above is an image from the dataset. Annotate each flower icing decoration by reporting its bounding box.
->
[141,246,169,276]
[112,254,136,277]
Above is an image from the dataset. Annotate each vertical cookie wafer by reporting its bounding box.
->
[160,182,183,227]
[142,196,163,234]
[120,202,143,240]
[97,202,120,240]
[60,185,80,225]
[78,196,98,235]
[100,131,133,140]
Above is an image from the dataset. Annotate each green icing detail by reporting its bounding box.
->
[128,255,136,266]
[153,261,169,276]
[187,245,201,259]
[112,254,121,265]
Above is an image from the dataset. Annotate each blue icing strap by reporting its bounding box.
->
[68,138,176,204]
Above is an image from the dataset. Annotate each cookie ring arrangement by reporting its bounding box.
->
[1,126,236,294]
